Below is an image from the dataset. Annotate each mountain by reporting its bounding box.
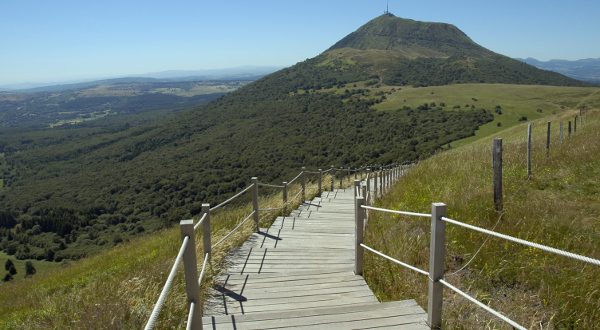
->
[517,57,600,84]
[1,14,587,261]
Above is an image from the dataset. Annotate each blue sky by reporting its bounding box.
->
[1,0,599,85]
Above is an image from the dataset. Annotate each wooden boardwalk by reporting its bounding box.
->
[203,186,428,329]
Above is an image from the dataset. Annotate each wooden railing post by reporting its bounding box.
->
[559,122,564,144]
[379,168,383,197]
[180,220,202,330]
[318,169,322,196]
[568,121,572,139]
[492,138,503,212]
[301,167,306,202]
[354,180,360,199]
[354,196,365,275]
[574,115,577,133]
[330,165,335,191]
[366,168,371,204]
[201,204,211,260]
[527,123,533,179]
[282,181,288,214]
[339,167,343,189]
[373,170,378,200]
[427,203,447,329]
[546,121,551,156]
[251,177,259,232]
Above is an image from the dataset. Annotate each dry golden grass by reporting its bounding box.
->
[364,111,599,329]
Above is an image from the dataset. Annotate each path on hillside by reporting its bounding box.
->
[202,183,428,329]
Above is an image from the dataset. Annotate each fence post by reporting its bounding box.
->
[546,121,551,156]
[301,167,306,203]
[574,116,577,133]
[527,123,532,179]
[282,181,288,214]
[339,168,343,189]
[318,169,322,196]
[492,138,503,212]
[568,121,572,139]
[331,165,335,191]
[559,122,564,144]
[354,180,360,199]
[354,196,365,275]
[427,203,447,329]
[180,220,202,330]
[251,177,259,232]
[379,168,383,197]
[201,204,211,260]
[374,171,378,200]
[366,168,371,204]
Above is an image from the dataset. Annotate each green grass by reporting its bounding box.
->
[363,110,600,328]
[0,173,348,329]
[374,83,600,146]
[0,251,61,282]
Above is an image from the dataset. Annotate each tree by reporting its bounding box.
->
[25,261,36,277]
[3,273,12,282]
[5,259,17,275]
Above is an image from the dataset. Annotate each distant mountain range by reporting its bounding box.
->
[0,66,281,92]
[517,58,600,84]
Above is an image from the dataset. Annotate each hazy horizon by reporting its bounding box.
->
[1,0,600,85]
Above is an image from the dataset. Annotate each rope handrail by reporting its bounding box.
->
[144,236,190,330]
[441,217,600,266]
[210,184,254,212]
[193,213,208,231]
[439,279,526,330]
[258,182,285,189]
[361,243,429,276]
[288,171,304,185]
[290,189,303,202]
[322,168,334,173]
[259,207,284,211]
[185,302,195,330]
[197,253,209,286]
[211,211,256,248]
[361,205,430,218]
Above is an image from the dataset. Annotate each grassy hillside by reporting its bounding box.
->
[0,174,342,328]
[364,110,600,328]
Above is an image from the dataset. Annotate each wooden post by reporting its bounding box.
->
[282,181,288,214]
[492,138,503,212]
[301,167,306,202]
[180,220,202,330]
[354,180,360,199]
[318,169,322,196]
[366,168,371,203]
[559,122,563,144]
[379,168,383,197]
[251,177,259,232]
[330,165,335,191]
[427,203,447,329]
[574,116,577,133]
[361,186,367,205]
[354,196,365,275]
[339,168,343,189]
[374,171,378,200]
[568,121,572,139]
[201,204,211,260]
[527,123,532,179]
[546,121,551,156]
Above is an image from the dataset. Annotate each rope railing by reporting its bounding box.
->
[144,236,190,330]
[439,279,526,330]
[258,182,285,189]
[197,253,209,286]
[361,205,430,218]
[211,210,256,249]
[209,184,254,212]
[361,243,429,276]
[288,171,304,185]
[193,213,207,231]
[441,216,600,266]
[185,302,195,330]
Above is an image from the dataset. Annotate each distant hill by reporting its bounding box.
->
[517,57,600,84]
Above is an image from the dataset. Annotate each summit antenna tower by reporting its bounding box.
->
[385,1,390,14]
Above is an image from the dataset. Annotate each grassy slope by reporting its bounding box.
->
[375,83,600,146]
[0,175,345,329]
[364,110,600,328]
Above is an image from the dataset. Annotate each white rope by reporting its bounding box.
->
[441,217,600,266]
[145,236,189,330]
[361,243,429,276]
[197,253,209,286]
[259,207,284,211]
[210,184,254,212]
[322,168,334,173]
[258,182,285,189]
[439,279,526,330]
[304,171,321,174]
[361,205,431,218]
[211,211,255,248]
[288,171,304,185]
[185,302,195,330]
[193,213,208,231]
